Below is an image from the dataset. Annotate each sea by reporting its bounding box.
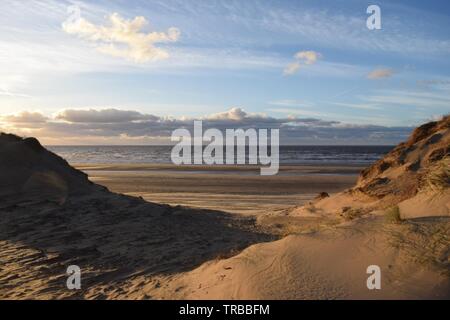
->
[47,145,394,165]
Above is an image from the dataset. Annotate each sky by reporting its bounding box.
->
[0,0,449,145]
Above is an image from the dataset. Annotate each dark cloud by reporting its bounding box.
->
[2,111,48,124]
[56,108,159,123]
[2,107,414,145]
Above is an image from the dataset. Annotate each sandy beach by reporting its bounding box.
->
[76,163,361,214]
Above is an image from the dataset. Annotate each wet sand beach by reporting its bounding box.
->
[75,163,362,214]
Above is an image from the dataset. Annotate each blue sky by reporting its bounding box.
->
[0,0,449,144]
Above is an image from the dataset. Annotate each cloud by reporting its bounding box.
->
[367,68,395,79]
[0,90,32,98]
[56,108,159,123]
[283,62,301,75]
[205,107,265,121]
[294,51,320,65]
[330,102,381,110]
[360,89,450,108]
[268,100,313,107]
[284,50,321,75]
[0,107,415,145]
[62,12,180,63]
[0,111,49,130]
[1,111,48,124]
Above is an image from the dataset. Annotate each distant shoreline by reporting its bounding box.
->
[75,162,365,175]
[48,145,394,166]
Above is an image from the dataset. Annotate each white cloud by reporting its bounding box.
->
[283,61,301,75]
[294,51,320,65]
[63,12,181,63]
[205,107,250,121]
[284,50,321,75]
[0,90,32,98]
[251,2,450,55]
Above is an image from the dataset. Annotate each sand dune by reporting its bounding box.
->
[0,133,274,299]
[0,116,449,299]
[141,116,450,299]
[144,216,449,299]
[291,115,450,219]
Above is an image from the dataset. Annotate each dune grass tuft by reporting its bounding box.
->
[385,206,402,224]
[423,157,450,192]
